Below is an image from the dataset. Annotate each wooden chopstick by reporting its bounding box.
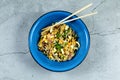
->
[49,3,93,32]
[43,3,93,30]
[61,12,97,24]
[42,3,96,32]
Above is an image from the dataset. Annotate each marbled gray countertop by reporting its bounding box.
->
[0,0,120,80]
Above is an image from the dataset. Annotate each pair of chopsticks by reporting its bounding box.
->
[56,3,97,24]
[43,3,97,32]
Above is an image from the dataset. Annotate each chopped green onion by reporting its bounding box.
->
[54,41,63,51]
[56,32,61,38]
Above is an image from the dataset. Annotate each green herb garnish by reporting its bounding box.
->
[56,32,61,38]
[55,41,63,51]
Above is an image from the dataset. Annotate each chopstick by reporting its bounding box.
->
[49,3,93,32]
[42,3,97,32]
[42,3,93,30]
[61,12,97,24]
[57,3,93,24]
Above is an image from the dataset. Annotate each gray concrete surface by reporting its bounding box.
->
[0,0,120,80]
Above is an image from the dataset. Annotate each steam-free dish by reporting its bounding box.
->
[29,11,90,72]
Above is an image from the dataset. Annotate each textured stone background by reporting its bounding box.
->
[0,0,120,80]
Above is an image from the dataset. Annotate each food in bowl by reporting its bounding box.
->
[38,23,80,62]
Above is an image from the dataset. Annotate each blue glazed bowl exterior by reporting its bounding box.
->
[28,11,90,72]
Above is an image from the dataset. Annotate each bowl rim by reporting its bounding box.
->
[28,10,90,72]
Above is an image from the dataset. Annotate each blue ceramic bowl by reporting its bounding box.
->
[28,10,90,72]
